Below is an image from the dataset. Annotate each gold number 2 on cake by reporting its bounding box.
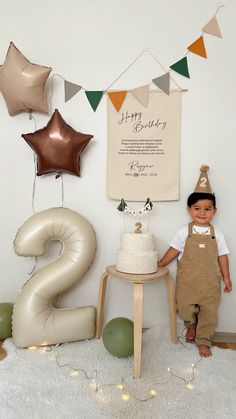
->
[135,222,142,233]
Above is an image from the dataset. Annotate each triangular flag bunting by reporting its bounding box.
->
[202,16,222,38]
[85,91,103,111]
[152,73,170,95]
[130,85,149,106]
[108,91,127,112]
[170,57,190,78]
[64,80,82,102]
[187,36,207,58]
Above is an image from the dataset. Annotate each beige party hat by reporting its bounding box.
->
[194,165,212,193]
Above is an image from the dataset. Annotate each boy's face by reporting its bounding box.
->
[188,199,217,226]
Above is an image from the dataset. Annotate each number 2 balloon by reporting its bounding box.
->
[22,109,94,176]
[0,42,52,116]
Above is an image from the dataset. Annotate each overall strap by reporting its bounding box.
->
[209,224,216,238]
[188,222,193,237]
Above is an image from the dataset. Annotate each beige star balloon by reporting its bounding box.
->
[0,42,52,116]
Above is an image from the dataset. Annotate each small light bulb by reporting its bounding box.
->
[186,383,194,390]
[122,393,131,401]
[28,346,37,350]
[149,389,157,396]
[191,363,195,367]
[116,384,124,390]
[167,367,170,372]
[70,369,79,377]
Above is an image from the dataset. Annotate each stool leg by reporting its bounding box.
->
[134,283,143,379]
[166,273,177,344]
[95,272,109,339]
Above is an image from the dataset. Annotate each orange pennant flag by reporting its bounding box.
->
[107,91,127,112]
[187,36,207,58]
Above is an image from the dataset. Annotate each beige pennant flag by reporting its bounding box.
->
[64,80,82,102]
[202,16,222,38]
[130,85,149,106]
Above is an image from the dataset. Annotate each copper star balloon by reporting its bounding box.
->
[22,109,93,176]
[0,42,52,116]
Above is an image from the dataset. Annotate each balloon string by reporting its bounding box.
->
[60,174,64,207]
[32,160,37,214]
[49,74,65,116]
[28,112,38,214]
[27,112,39,271]
[27,257,38,277]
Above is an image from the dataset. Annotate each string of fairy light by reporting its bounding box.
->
[28,328,204,403]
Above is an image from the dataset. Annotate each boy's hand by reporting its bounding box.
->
[223,278,232,293]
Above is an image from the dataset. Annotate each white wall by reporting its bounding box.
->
[0,0,235,331]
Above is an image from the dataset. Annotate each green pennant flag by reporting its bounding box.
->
[170,57,190,78]
[85,91,103,111]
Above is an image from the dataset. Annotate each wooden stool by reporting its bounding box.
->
[96,265,177,379]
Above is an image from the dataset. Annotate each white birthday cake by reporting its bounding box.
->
[116,231,158,274]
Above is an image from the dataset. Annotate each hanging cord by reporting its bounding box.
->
[106,50,147,91]
[214,4,225,16]
[148,51,184,91]
[106,5,224,92]
[106,49,185,92]
[49,5,224,102]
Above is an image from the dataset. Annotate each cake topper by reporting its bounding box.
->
[117,199,128,212]
[135,222,142,233]
[117,197,153,216]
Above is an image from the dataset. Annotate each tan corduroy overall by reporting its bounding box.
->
[176,223,222,347]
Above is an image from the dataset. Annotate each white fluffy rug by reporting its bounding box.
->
[1,323,236,419]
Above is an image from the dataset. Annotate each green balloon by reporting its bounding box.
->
[0,303,14,339]
[102,317,134,358]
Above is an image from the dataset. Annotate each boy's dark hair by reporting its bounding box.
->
[187,192,216,208]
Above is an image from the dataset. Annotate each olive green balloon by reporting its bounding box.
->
[0,303,14,339]
[102,317,134,358]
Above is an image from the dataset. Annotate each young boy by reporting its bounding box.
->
[158,166,232,357]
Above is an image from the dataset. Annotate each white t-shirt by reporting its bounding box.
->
[169,224,230,260]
